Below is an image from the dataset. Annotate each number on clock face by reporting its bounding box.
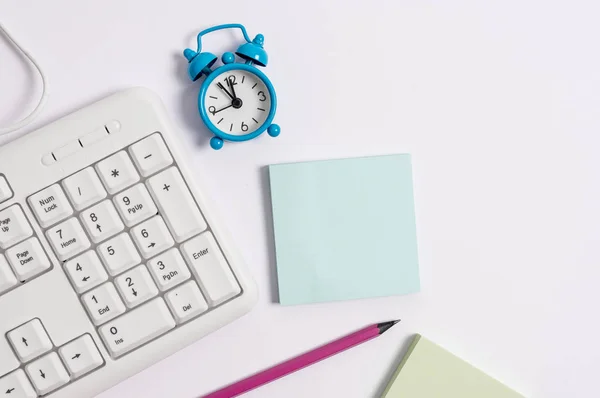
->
[204,69,272,135]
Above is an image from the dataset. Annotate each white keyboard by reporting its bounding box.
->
[0,88,257,397]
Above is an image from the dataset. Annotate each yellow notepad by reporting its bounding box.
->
[381,335,525,398]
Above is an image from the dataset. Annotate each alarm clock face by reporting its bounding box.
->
[203,68,273,136]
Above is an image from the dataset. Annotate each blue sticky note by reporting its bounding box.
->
[268,154,420,305]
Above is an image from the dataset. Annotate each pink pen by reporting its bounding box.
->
[202,320,400,398]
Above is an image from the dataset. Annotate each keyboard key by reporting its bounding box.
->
[0,253,18,294]
[147,248,191,291]
[147,167,207,242]
[129,133,173,177]
[114,265,158,308]
[80,126,108,147]
[181,232,241,306]
[130,216,174,259]
[0,369,37,398]
[5,238,51,282]
[80,200,124,243]
[58,334,104,379]
[53,140,80,160]
[27,184,73,228]
[81,283,126,325]
[65,251,108,293]
[165,281,208,324]
[41,152,56,166]
[96,151,140,194]
[0,205,33,249]
[7,318,53,362]
[62,167,107,210]
[105,120,121,134]
[113,184,157,227]
[99,298,175,358]
[46,218,91,261]
[97,233,140,276]
[0,175,12,203]
[25,352,70,395]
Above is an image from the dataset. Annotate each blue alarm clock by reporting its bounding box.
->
[183,24,280,150]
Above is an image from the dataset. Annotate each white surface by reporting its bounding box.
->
[0,21,48,136]
[1,1,599,397]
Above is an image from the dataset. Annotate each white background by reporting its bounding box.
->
[1,1,599,397]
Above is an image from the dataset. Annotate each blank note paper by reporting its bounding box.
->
[268,154,420,305]
[381,335,525,398]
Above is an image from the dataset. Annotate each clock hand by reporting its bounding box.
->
[228,76,237,99]
[213,103,233,114]
[217,82,234,100]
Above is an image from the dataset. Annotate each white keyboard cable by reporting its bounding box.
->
[0,21,48,136]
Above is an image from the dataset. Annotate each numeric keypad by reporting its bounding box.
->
[20,132,242,365]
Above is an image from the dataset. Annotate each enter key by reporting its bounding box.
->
[180,232,241,307]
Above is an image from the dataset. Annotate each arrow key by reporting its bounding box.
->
[130,215,174,259]
[25,352,69,395]
[115,265,158,308]
[58,334,104,379]
[0,370,36,398]
[65,251,108,293]
[7,318,53,362]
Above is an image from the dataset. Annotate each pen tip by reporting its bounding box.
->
[377,320,401,335]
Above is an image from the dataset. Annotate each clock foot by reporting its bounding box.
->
[268,124,281,137]
[210,136,224,150]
